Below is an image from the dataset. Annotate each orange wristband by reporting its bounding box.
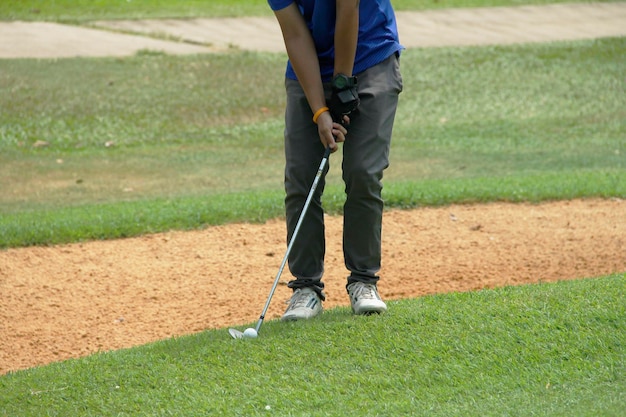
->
[312,106,329,124]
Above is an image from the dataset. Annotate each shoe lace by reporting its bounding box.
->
[287,289,315,310]
[352,283,378,300]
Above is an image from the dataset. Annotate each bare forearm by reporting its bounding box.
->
[273,3,348,152]
[274,5,326,113]
[334,0,359,76]
[284,37,326,113]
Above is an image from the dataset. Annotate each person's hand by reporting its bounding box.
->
[316,111,347,153]
[329,74,359,125]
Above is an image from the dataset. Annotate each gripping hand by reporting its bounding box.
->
[329,74,359,124]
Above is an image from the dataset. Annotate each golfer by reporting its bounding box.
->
[268,0,403,320]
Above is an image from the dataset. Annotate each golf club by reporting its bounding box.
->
[229,146,331,339]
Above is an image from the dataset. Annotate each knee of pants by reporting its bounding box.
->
[343,168,383,201]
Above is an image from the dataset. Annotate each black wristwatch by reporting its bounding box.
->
[331,74,357,90]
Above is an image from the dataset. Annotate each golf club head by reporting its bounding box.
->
[228,328,244,339]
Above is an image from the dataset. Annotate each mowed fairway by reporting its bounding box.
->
[1,0,625,415]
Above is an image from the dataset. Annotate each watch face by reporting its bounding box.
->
[333,75,348,89]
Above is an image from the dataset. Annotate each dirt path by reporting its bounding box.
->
[2,2,625,376]
[1,199,625,374]
[2,3,625,58]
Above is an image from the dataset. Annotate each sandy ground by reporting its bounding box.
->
[1,199,625,374]
[1,2,625,376]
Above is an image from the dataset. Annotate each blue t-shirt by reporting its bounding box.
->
[267,0,403,81]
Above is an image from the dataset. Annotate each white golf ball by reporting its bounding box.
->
[243,328,258,339]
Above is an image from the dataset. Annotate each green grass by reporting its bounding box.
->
[2,274,624,416]
[0,0,273,21]
[1,2,624,415]
[1,0,619,22]
[1,38,624,248]
[2,169,624,248]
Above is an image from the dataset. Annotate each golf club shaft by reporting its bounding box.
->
[254,146,331,333]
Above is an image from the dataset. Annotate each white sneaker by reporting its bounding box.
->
[281,288,323,321]
[347,282,387,315]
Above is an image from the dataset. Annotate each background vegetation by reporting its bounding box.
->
[2,0,619,21]
[0,1,624,415]
[1,37,624,247]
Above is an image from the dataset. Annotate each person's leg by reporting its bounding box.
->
[342,54,403,287]
[283,78,328,301]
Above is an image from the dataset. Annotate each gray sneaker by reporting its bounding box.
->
[347,282,387,315]
[281,288,323,321]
